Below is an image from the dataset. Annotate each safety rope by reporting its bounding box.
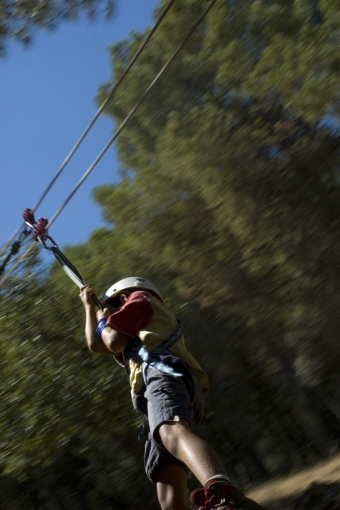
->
[0,0,218,289]
[0,0,177,261]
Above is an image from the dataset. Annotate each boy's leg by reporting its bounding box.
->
[144,364,263,508]
[156,463,190,510]
[158,420,264,510]
[158,418,226,485]
[142,425,191,508]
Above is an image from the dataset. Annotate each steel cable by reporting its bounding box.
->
[0,0,177,259]
[0,0,218,289]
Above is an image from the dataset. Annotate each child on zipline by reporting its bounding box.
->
[79,276,264,510]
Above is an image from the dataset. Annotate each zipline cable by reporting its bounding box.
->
[0,0,218,289]
[0,0,177,260]
[48,0,218,227]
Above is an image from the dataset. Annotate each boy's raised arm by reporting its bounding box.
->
[79,286,113,355]
[79,286,130,357]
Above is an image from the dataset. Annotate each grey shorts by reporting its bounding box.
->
[132,355,204,484]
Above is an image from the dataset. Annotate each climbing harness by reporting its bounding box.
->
[22,208,102,308]
[122,320,184,381]
[122,319,184,441]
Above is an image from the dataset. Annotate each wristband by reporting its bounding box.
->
[95,318,108,336]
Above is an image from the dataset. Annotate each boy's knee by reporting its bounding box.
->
[158,419,190,451]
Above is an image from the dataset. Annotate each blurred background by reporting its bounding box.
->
[1,0,340,508]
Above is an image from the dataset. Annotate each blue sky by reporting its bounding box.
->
[0,0,159,257]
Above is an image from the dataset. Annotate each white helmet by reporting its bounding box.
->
[100,277,164,304]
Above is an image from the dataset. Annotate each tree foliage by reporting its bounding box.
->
[95,0,340,480]
[1,0,340,507]
[0,0,115,55]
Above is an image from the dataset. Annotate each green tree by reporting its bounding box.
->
[93,0,340,477]
[0,0,115,55]
[2,0,340,505]
[0,248,157,507]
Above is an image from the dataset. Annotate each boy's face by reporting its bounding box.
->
[104,293,129,313]
[104,301,118,314]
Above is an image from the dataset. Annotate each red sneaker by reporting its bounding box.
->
[203,478,264,510]
[190,486,236,509]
